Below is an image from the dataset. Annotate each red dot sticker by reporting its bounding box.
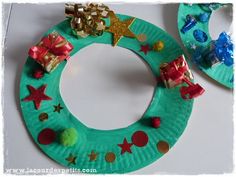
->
[38,128,56,145]
[131,131,148,147]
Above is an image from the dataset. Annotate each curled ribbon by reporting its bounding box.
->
[65,3,111,38]
[28,31,73,72]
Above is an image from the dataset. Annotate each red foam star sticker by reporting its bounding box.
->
[139,44,152,55]
[118,138,133,154]
[23,85,52,110]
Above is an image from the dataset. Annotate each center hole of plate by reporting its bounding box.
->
[209,4,233,40]
[60,44,155,130]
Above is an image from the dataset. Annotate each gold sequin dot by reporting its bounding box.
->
[137,34,147,42]
[157,140,169,154]
[153,41,164,51]
[105,152,116,163]
[39,112,48,122]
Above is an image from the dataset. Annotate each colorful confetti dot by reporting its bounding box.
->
[131,131,149,147]
[136,33,147,42]
[38,128,56,145]
[157,140,169,154]
[105,152,116,163]
[39,112,48,122]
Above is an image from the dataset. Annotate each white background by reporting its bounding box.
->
[3,3,233,174]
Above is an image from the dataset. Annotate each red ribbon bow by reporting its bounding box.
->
[28,32,73,66]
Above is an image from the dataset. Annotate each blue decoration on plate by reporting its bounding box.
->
[204,43,221,67]
[198,13,210,23]
[181,15,197,34]
[213,32,234,66]
[199,3,222,12]
[200,32,234,68]
[193,29,208,43]
[192,47,204,66]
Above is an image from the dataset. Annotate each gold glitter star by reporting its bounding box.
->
[88,151,98,161]
[66,154,77,165]
[106,11,136,46]
[53,103,63,113]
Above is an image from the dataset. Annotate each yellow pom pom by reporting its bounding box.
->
[153,41,164,51]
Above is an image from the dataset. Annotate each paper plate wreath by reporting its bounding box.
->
[20,3,204,174]
[178,3,234,89]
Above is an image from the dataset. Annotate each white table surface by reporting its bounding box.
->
[3,3,233,174]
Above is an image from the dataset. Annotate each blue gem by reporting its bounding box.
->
[213,32,234,66]
[198,13,210,23]
[193,29,208,43]
[181,15,197,34]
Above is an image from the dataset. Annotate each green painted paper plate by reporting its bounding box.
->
[178,3,234,89]
[20,14,193,173]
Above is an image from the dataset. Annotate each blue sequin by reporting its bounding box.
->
[193,29,208,43]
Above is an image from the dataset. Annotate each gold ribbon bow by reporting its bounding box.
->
[65,3,111,38]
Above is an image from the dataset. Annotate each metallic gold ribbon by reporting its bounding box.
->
[65,3,111,38]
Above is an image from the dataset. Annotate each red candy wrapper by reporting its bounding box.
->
[160,55,204,99]
[28,31,73,72]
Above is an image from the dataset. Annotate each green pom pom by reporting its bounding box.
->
[60,128,78,146]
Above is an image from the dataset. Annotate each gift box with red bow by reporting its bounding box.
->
[160,55,204,99]
[160,55,193,88]
[28,31,74,72]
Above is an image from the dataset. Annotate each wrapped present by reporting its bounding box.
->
[160,55,193,88]
[160,55,204,99]
[28,31,73,72]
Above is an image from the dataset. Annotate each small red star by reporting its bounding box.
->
[139,44,152,55]
[118,138,133,154]
[23,85,52,110]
